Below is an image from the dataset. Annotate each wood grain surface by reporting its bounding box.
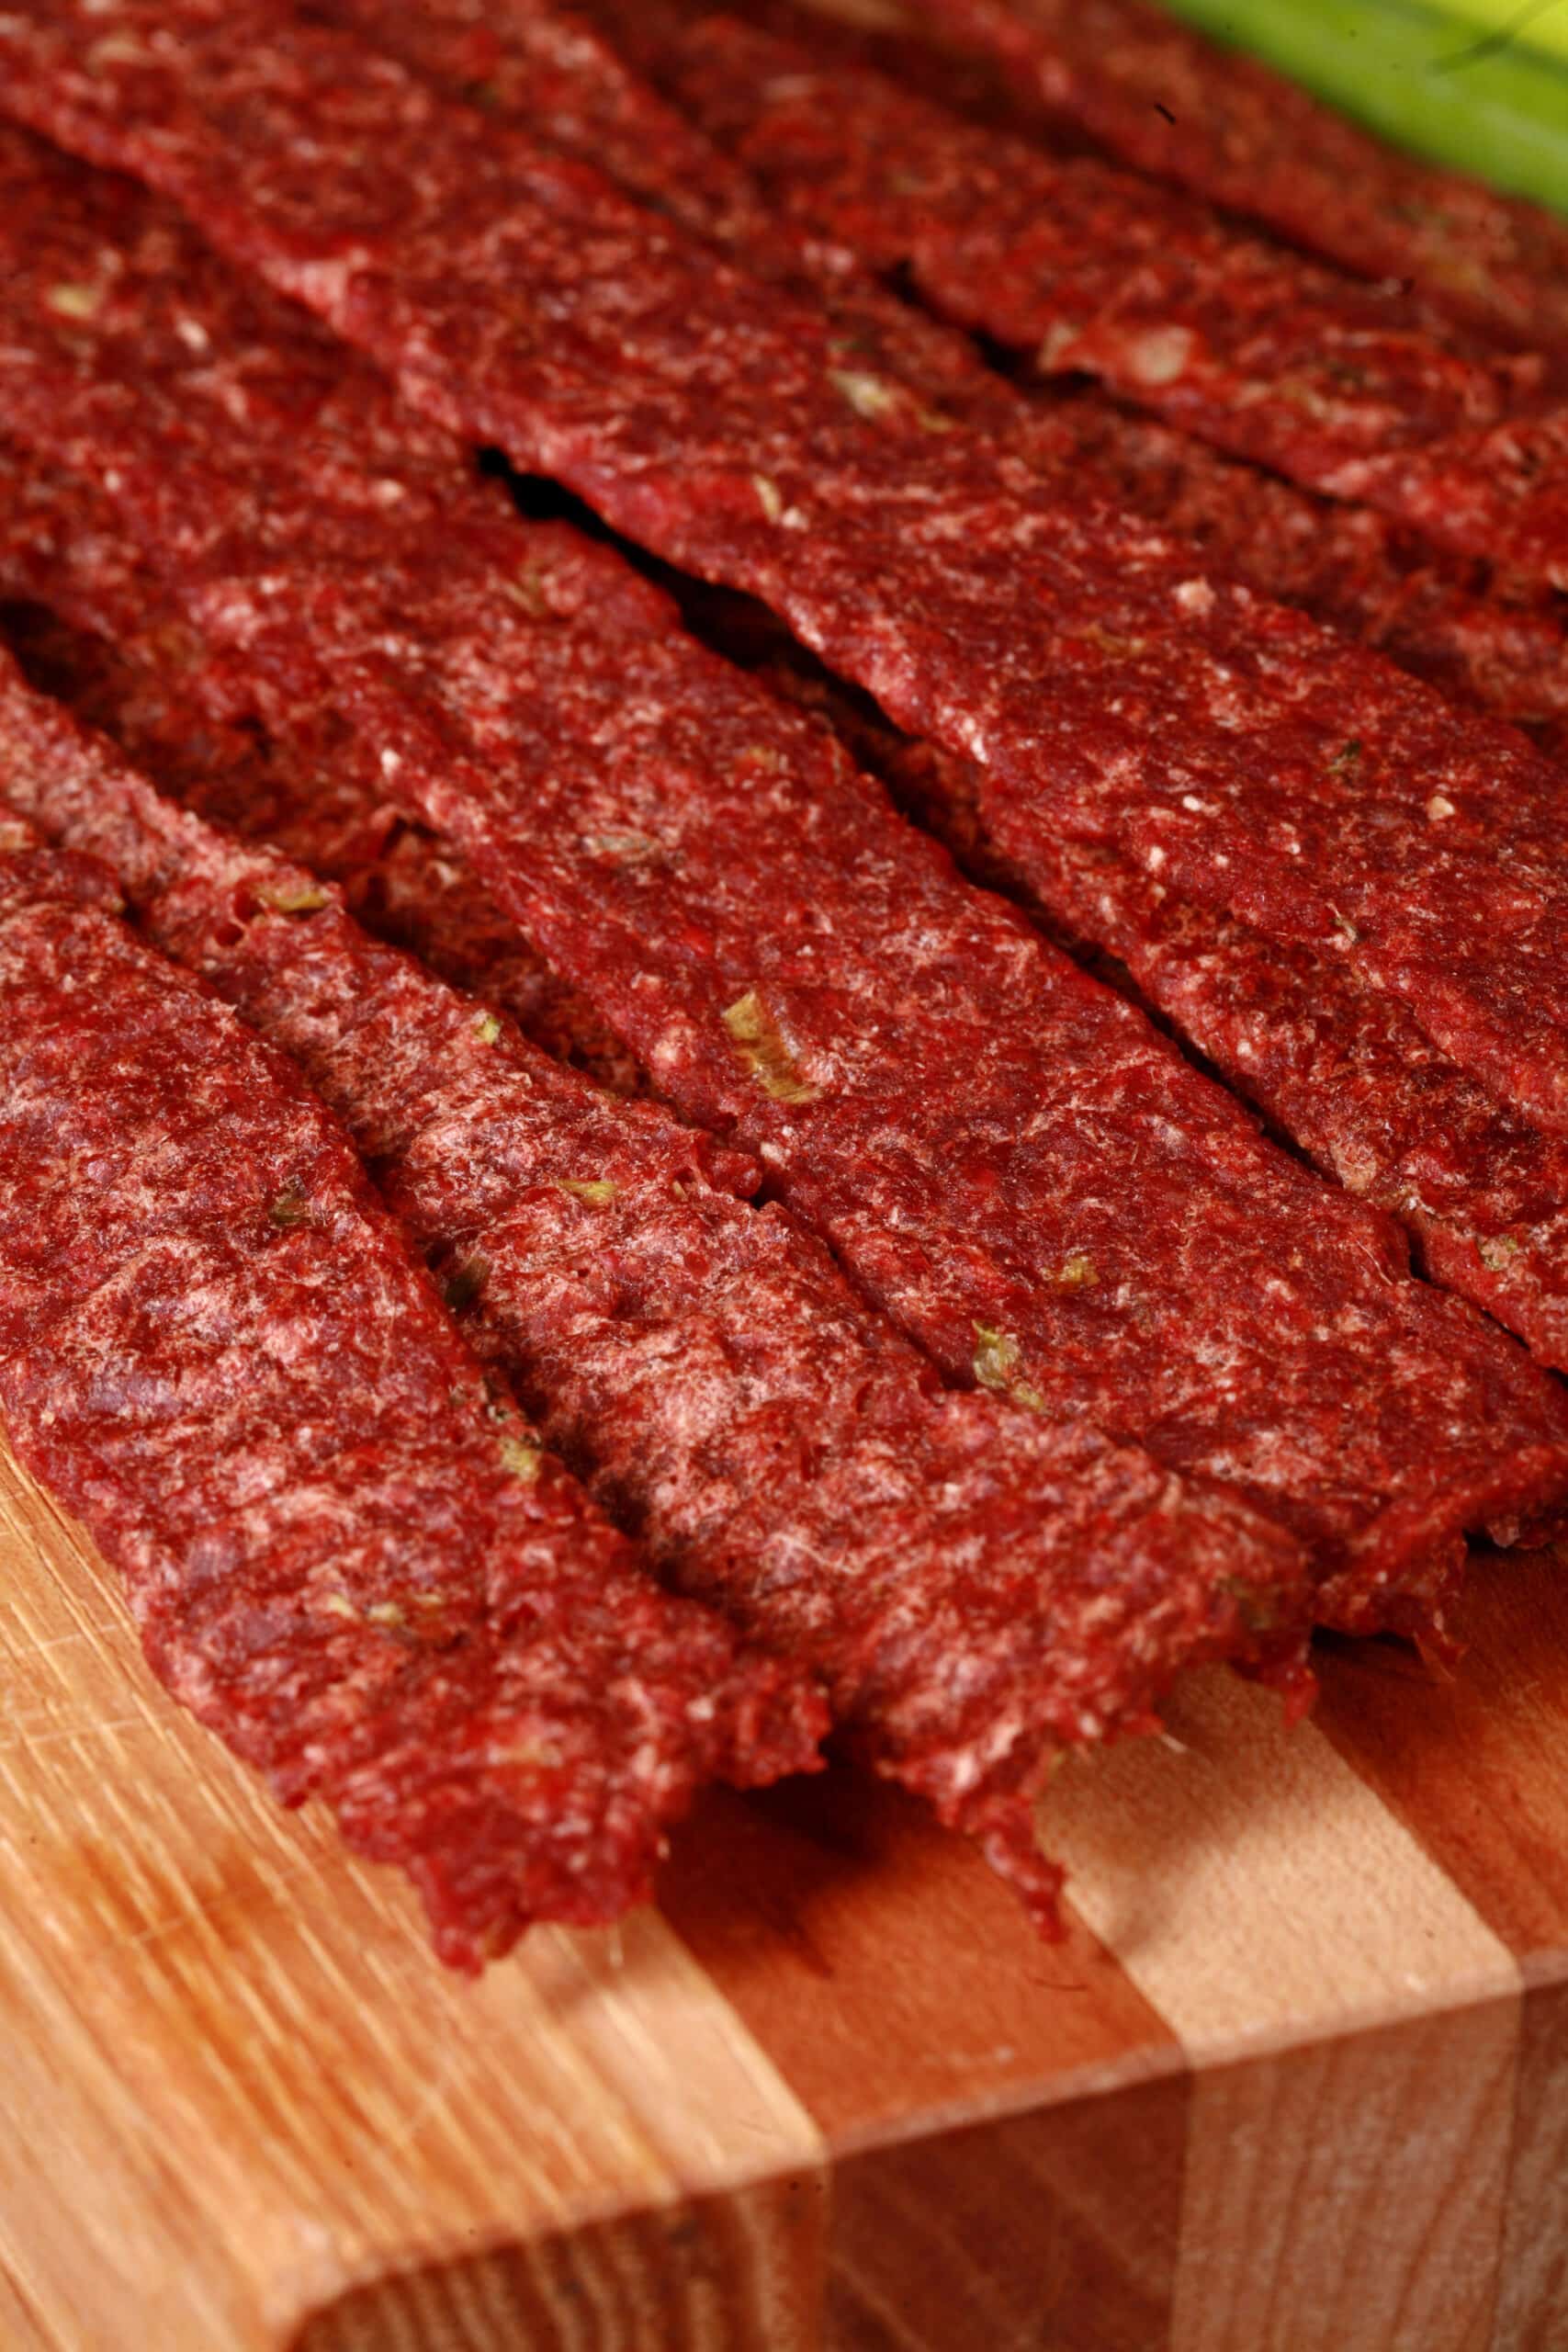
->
[3,1431,1566,2352]
[2,17,1565,2343]
[0,1446,826,2352]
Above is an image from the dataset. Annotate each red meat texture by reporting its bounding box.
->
[1,654,1320,1922]
[2,18,1565,1135]
[0,795,823,1969]
[0,124,1562,1642]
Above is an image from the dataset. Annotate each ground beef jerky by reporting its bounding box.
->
[587,0,1062,152]
[604,9,1568,588]
[989,390,1568,764]
[0,642,1319,1919]
[28,444,1568,1426]
[746,650,1568,1373]
[302,0,1019,435]
[2,140,1564,1637]
[0,435,649,1096]
[12,40,1565,1137]
[503,0,1568,757]
[0,798,824,1972]
[901,0,1568,365]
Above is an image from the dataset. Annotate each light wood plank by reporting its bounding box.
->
[1172,2000,1514,2352]
[661,1771,1184,2349]
[1313,1548,1568,2352]
[821,2071,1188,2352]
[661,1773,1179,2148]
[0,1443,827,2352]
[1040,1666,1523,2352]
[0,2263,57,2351]
[1492,1982,1568,2352]
[1314,1553,1568,1971]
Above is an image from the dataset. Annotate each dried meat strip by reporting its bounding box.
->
[590,9,1568,590]
[0,434,649,1097]
[5,37,1564,1145]
[421,0,1568,763]
[161,0,1568,1376]
[987,391,1568,765]
[743,650,1568,1373]
[300,0,1023,440]
[0,635,1317,1922]
[0,777,824,1971]
[32,451,1567,1451]
[900,0,1568,367]
[0,135,1562,1638]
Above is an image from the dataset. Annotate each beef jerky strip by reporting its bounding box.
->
[416,0,1568,763]
[994,390,1568,763]
[26,43,1549,1485]
[899,0,1568,366]
[0,430,649,1098]
[28,444,1568,1407]
[297,0,1024,439]
[8,43,1567,1143]
[33,0,1568,606]
[741,643,1568,1373]
[2,141,1563,1638]
[530,6,1568,1351]
[593,9,1568,591]
[580,0,1072,154]
[0,806,826,1973]
[0,634,1317,1921]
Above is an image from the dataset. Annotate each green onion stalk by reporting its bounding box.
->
[1156,0,1568,213]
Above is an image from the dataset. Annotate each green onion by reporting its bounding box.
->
[1156,0,1568,214]
[1428,1,1568,69]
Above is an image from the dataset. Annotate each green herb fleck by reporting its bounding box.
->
[1053,1254,1099,1292]
[973,1323,1022,1393]
[721,989,819,1104]
[46,281,105,322]
[507,563,550,617]
[268,1187,310,1230]
[1478,1233,1522,1271]
[1328,739,1363,774]
[829,368,899,421]
[973,1322,1048,1414]
[558,1178,617,1207]
[471,1008,502,1046]
[581,830,660,863]
[259,881,330,915]
[1082,623,1148,658]
[495,1736,564,1769]
[498,1433,544,1483]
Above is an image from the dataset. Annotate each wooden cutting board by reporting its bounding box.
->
[2,1436,1565,2352]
